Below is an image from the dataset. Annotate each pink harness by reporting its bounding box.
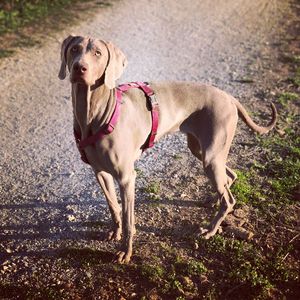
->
[74,82,159,164]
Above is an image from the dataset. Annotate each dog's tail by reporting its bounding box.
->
[234,99,277,134]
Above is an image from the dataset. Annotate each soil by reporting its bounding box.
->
[0,0,299,299]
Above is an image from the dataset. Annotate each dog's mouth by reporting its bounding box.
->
[71,75,85,84]
[70,74,101,88]
[70,73,91,85]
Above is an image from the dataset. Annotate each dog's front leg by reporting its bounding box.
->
[115,169,136,263]
[96,171,122,241]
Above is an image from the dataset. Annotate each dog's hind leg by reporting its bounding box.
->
[226,166,237,187]
[197,110,237,238]
[96,171,122,241]
[187,133,202,161]
[200,154,236,239]
[187,133,215,206]
[187,133,236,207]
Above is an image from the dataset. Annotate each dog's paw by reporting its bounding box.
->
[114,250,132,264]
[199,227,209,239]
[202,231,215,240]
[199,226,222,239]
[106,228,122,242]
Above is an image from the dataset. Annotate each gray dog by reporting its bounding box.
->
[58,35,277,263]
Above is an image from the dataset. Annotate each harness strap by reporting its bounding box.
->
[74,82,159,163]
[117,82,159,149]
[74,129,89,163]
[142,83,159,149]
[78,90,123,149]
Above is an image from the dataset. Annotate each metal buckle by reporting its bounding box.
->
[148,93,158,109]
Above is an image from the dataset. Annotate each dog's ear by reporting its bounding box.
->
[104,41,127,89]
[58,35,76,80]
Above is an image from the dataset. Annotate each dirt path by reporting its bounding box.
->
[0,0,286,204]
[0,0,295,299]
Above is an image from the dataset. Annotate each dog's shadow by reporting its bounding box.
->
[58,247,115,264]
[0,180,213,266]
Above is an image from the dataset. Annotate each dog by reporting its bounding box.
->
[58,35,277,263]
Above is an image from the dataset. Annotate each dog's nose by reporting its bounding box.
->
[73,62,88,74]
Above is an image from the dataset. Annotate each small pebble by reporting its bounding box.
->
[233,208,247,219]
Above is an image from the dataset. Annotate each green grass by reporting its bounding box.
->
[135,167,144,177]
[232,90,299,207]
[141,263,165,283]
[202,235,299,298]
[165,260,204,295]
[231,169,264,205]
[144,180,161,200]
[138,245,209,298]
[221,65,300,297]
[278,92,299,107]
[175,259,208,276]
[289,67,300,87]
[0,0,112,61]
[137,234,299,299]
[0,48,14,58]
[281,53,300,64]
[258,129,299,202]
[0,0,91,35]
[173,154,183,160]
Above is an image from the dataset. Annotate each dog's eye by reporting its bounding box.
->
[71,46,78,52]
[95,50,101,56]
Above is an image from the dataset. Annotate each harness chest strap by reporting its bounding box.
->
[78,89,123,150]
[118,82,159,149]
[74,129,89,164]
[74,82,159,163]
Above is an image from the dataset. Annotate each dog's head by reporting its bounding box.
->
[58,35,127,89]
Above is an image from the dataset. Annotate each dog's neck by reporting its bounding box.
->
[72,82,115,138]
